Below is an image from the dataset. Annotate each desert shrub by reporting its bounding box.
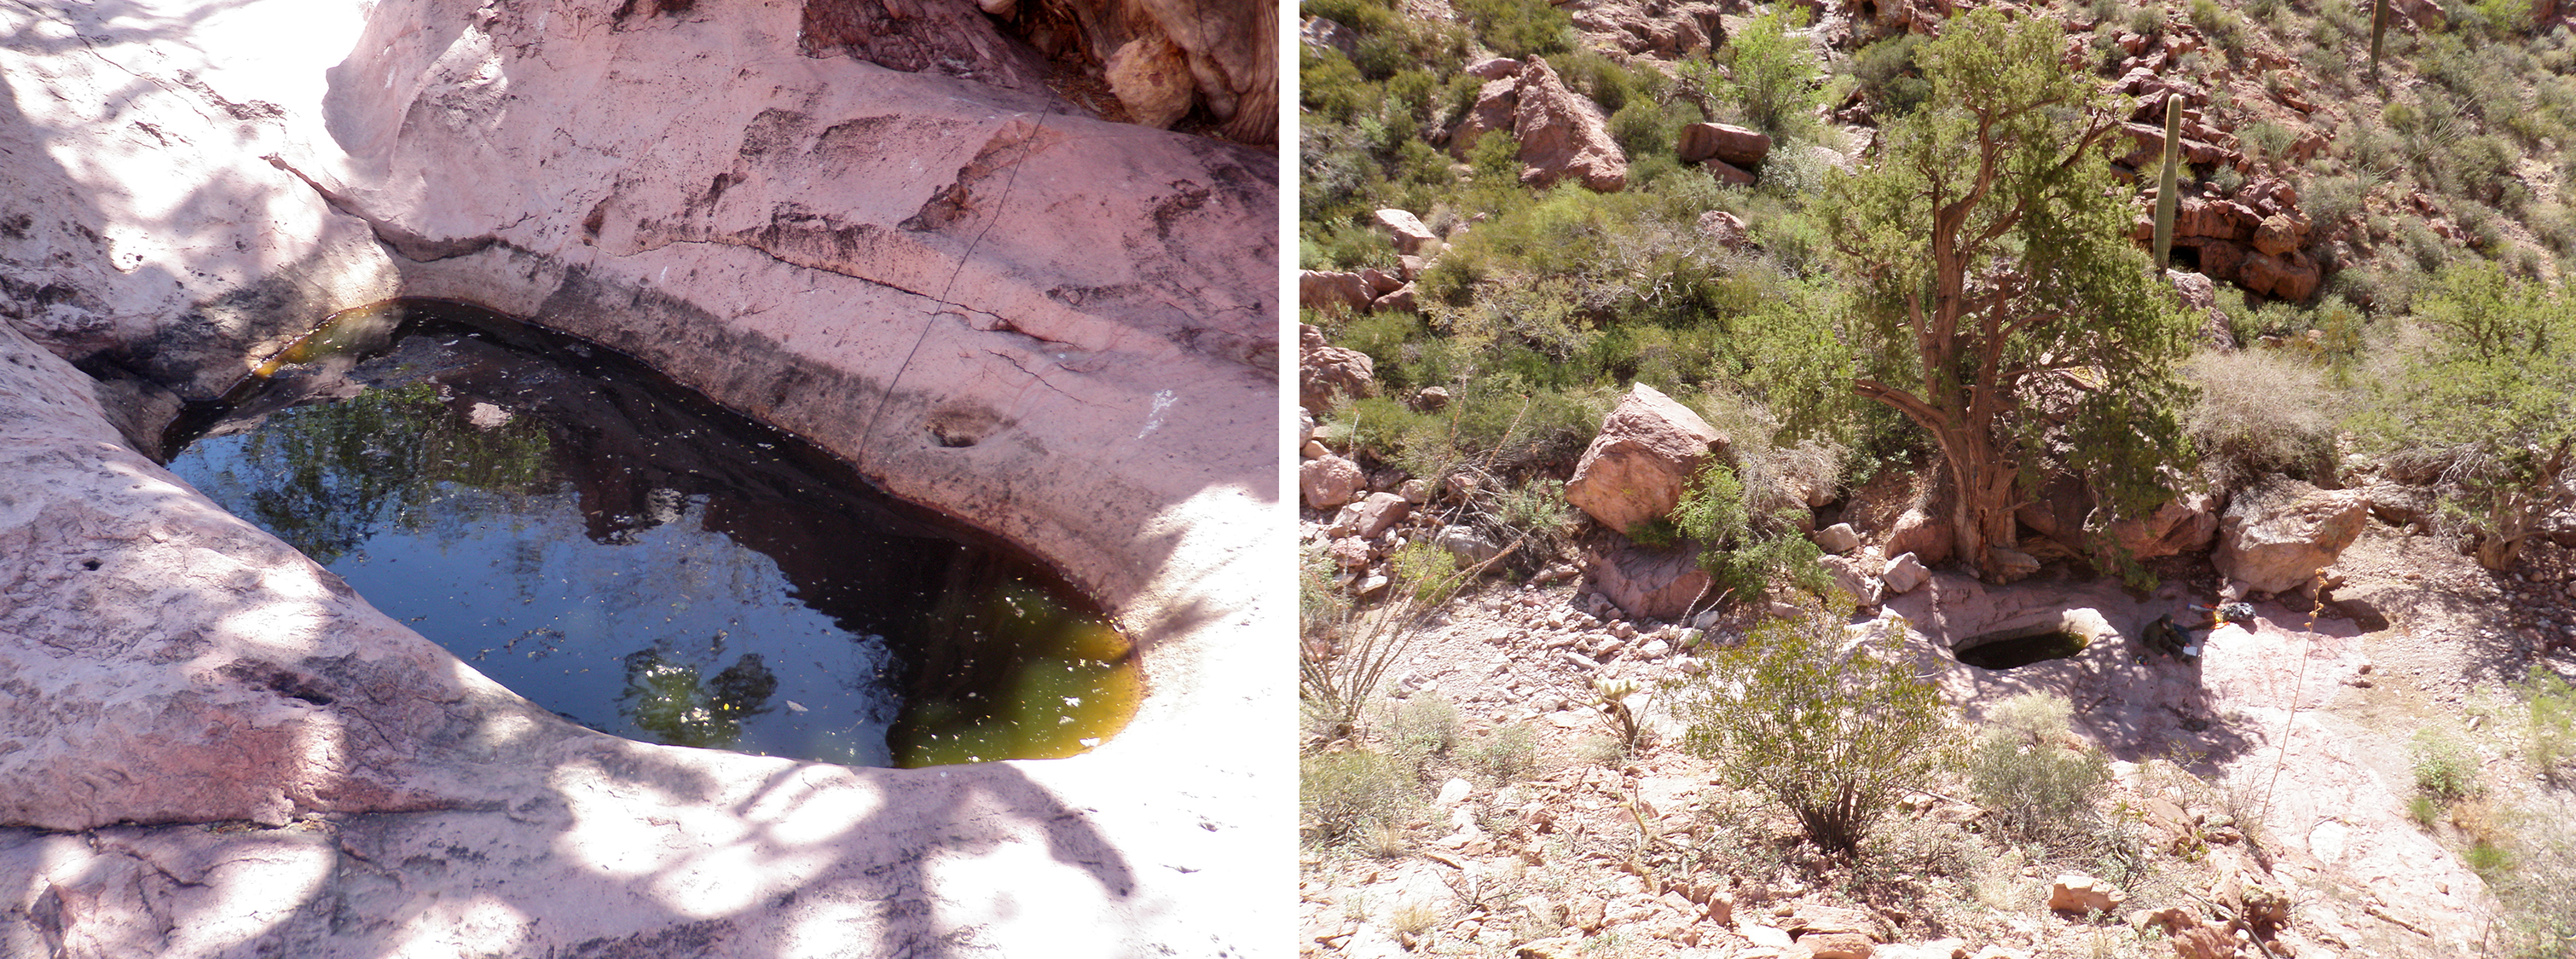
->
[1387,690,1463,766]
[2189,0,2248,57]
[1720,3,1827,139]
[2489,800,2576,958]
[2127,2,2166,36]
[2241,119,2296,164]
[1553,49,1643,115]
[2411,729,2481,801]
[2518,667,2576,782]
[1463,724,1539,783]
[1302,748,1420,845]
[2182,348,2343,488]
[1670,594,1953,853]
[1850,34,1931,118]
[1455,0,1574,58]
[1388,539,1462,604]
[1305,0,1401,36]
[2354,262,2576,569]
[1670,460,1830,604]
[1968,693,2113,841]
[2306,173,2367,229]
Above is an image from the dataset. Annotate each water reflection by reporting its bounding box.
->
[163,299,1138,766]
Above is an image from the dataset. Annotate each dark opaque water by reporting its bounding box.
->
[163,299,1137,767]
[1953,629,2091,671]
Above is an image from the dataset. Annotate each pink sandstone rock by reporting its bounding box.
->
[1513,57,1629,192]
[1449,77,1522,158]
[1564,382,1728,534]
[1302,270,1377,314]
[1677,122,1772,167]
[2217,478,2367,593]
[1300,324,1378,410]
[0,0,1279,955]
[1304,454,1366,510]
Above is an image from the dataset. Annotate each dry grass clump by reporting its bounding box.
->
[2181,348,2346,489]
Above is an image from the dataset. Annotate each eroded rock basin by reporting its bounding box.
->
[0,0,1279,950]
[165,299,1139,767]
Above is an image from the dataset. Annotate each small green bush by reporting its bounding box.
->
[1454,0,1574,58]
[1463,725,1539,783]
[2189,0,2247,57]
[1850,34,1931,118]
[1389,540,1463,604]
[1720,3,1828,139]
[1669,460,1829,604]
[2411,729,2481,802]
[1388,690,1462,765]
[2518,667,2576,781]
[1302,748,1418,845]
[1968,692,2113,841]
[1670,594,1952,853]
[2490,802,2576,958]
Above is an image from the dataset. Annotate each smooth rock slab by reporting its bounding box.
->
[0,0,1281,954]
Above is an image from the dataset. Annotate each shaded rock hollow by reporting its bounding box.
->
[0,0,1278,953]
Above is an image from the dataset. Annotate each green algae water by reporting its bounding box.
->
[163,299,1137,767]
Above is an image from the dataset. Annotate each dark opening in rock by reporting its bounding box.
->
[164,298,1137,767]
[1954,627,2090,671]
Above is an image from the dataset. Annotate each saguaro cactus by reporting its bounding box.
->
[2371,0,2388,81]
[2154,95,2180,273]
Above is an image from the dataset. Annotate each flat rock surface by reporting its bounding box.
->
[1305,549,2546,957]
[0,0,1282,954]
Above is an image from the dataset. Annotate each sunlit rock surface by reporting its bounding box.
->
[0,0,1279,953]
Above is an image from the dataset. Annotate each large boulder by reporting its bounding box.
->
[1447,77,1521,158]
[1881,552,1931,594]
[1511,57,1628,192]
[2104,491,2222,560]
[1302,454,1365,510]
[1676,122,1771,167]
[1333,492,1414,540]
[1569,0,1725,55]
[968,0,1277,142]
[1563,383,1728,534]
[2216,478,2369,593]
[2239,249,2322,301]
[1884,506,1954,568]
[1375,208,1443,257]
[1818,552,1885,608]
[1300,324,1377,411]
[1583,544,1712,620]
[2048,875,2127,915]
[1300,270,1375,315]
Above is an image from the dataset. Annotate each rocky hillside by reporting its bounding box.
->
[1299,0,2576,955]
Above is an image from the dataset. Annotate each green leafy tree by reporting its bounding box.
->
[2357,262,2576,569]
[1670,593,1950,853]
[1782,8,2194,579]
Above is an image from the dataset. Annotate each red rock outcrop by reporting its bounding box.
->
[1563,382,1727,534]
[2216,477,2369,593]
[1300,323,1378,411]
[1450,77,1522,157]
[1567,0,1728,57]
[1512,57,1630,192]
[1583,543,1713,620]
[1677,122,1772,167]
[1301,270,1377,315]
